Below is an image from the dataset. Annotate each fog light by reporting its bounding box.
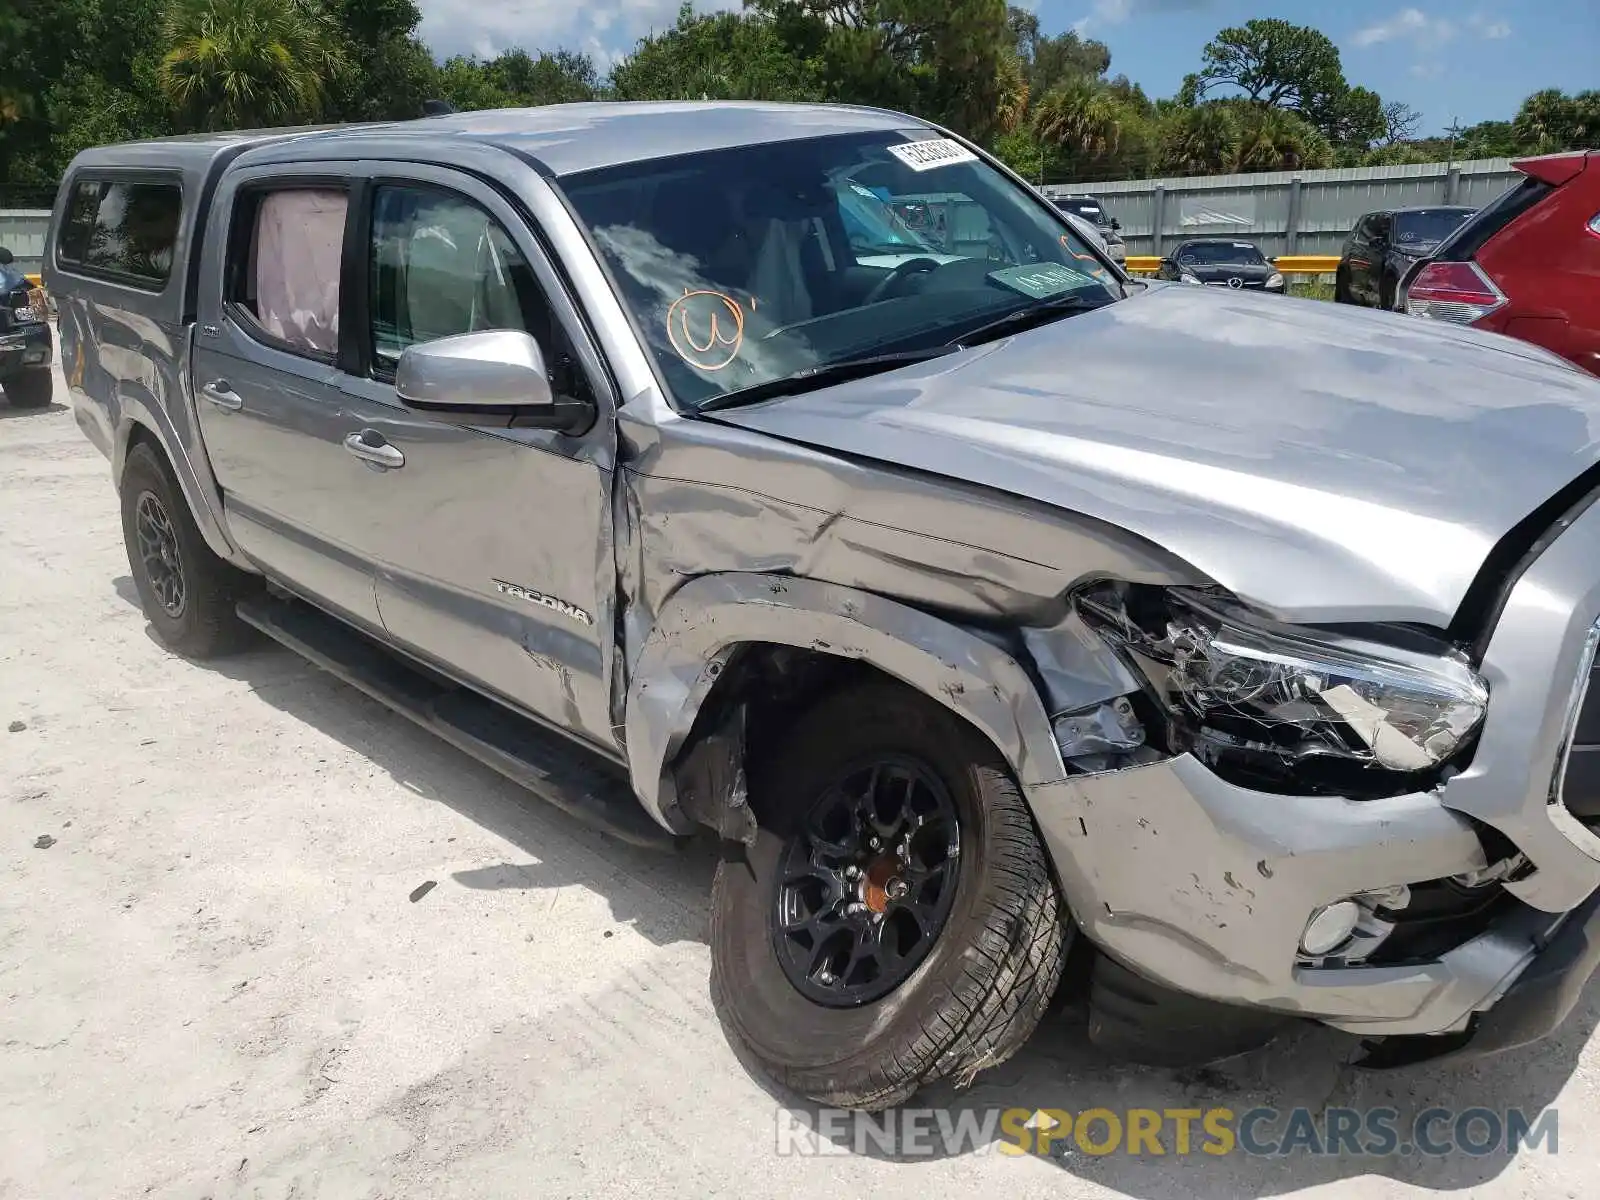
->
[1300,901,1361,956]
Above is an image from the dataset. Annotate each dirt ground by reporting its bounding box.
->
[3,364,1597,1199]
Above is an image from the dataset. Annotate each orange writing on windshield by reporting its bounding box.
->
[667,289,745,371]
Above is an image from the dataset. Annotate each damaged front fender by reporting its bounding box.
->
[623,572,1066,833]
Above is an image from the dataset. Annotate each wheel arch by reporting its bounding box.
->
[114,409,245,568]
[624,573,1065,835]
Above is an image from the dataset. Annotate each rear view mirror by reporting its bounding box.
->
[395,330,594,436]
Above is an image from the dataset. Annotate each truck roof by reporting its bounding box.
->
[276,102,918,177]
[69,102,923,179]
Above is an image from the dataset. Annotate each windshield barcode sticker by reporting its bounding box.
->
[887,138,978,172]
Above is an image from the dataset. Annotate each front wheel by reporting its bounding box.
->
[710,683,1068,1110]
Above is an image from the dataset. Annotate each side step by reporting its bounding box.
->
[236,594,682,852]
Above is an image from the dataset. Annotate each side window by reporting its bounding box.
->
[57,177,182,288]
[226,187,348,360]
[368,185,548,375]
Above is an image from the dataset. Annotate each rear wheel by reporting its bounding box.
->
[2,369,53,409]
[120,441,257,658]
[1380,275,1398,311]
[710,683,1067,1110]
[1333,268,1352,304]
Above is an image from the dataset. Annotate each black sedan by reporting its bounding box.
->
[1156,240,1284,293]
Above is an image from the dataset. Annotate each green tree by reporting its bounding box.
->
[1514,88,1600,152]
[1193,19,1343,110]
[1034,81,1123,161]
[1234,104,1332,171]
[1159,103,1240,175]
[159,0,348,131]
[322,0,437,122]
[612,4,826,101]
[1191,19,1380,149]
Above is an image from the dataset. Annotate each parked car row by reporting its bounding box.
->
[1334,150,1598,377]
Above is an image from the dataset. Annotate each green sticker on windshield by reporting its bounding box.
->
[988,262,1094,299]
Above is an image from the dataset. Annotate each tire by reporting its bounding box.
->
[1333,269,1351,304]
[710,682,1068,1110]
[120,441,256,658]
[2,369,53,409]
[1087,954,1290,1068]
[1380,276,1397,311]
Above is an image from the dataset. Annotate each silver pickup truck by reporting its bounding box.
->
[46,102,1600,1110]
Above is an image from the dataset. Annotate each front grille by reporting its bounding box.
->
[1560,639,1600,831]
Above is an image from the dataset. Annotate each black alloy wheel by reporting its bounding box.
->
[772,756,961,1007]
[134,490,186,617]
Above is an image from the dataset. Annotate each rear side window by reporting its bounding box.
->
[57,177,182,288]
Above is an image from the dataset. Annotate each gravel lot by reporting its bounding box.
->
[4,363,1599,1199]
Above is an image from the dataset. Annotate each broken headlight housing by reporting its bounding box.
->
[1077,584,1488,795]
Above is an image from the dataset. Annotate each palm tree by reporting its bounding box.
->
[1235,105,1333,171]
[993,50,1030,136]
[1159,103,1240,176]
[159,0,347,132]
[1033,81,1123,160]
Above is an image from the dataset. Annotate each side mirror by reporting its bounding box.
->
[395,330,594,436]
[1110,219,1122,232]
[0,247,13,266]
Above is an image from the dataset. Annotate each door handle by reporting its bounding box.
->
[201,380,243,411]
[343,430,405,471]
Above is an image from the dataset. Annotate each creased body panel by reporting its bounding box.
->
[718,283,1600,626]
[624,573,1064,830]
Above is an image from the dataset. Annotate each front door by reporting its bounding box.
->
[334,171,620,752]
[192,174,386,629]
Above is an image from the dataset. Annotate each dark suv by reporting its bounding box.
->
[0,246,54,408]
[1335,206,1476,310]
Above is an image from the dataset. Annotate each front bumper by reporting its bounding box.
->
[0,323,53,376]
[1032,478,1600,1043]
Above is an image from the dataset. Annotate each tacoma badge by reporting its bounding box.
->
[492,579,593,626]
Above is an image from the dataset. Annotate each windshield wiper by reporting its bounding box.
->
[696,346,956,413]
[946,293,1110,349]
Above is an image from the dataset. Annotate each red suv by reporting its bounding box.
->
[1400,151,1599,376]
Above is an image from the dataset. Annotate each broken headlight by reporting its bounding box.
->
[1077,584,1488,793]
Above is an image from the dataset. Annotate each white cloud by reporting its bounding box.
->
[1467,14,1513,38]
[1351,8,1457,48]
[1073,0,1212,35]
[416,0,738,64]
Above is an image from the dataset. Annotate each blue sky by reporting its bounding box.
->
[414,1,1599,135]
[1047,0,1599,134]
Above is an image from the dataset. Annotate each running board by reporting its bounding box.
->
[235,594,681,852]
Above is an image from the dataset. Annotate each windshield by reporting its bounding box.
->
[1054,199,1107,226]
[1394,209,1475,246]
[1177,242,1267,266]
[560,130,1119,410]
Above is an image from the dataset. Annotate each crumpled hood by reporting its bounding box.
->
[716,283,1600,626]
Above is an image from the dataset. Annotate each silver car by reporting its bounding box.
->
[45,102,1600,1110]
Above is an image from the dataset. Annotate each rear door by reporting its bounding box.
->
[333,166,621,751]
[192,168,390,629]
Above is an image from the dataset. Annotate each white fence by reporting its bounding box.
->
[1040,158,1523,258]
[0,210,52,276]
